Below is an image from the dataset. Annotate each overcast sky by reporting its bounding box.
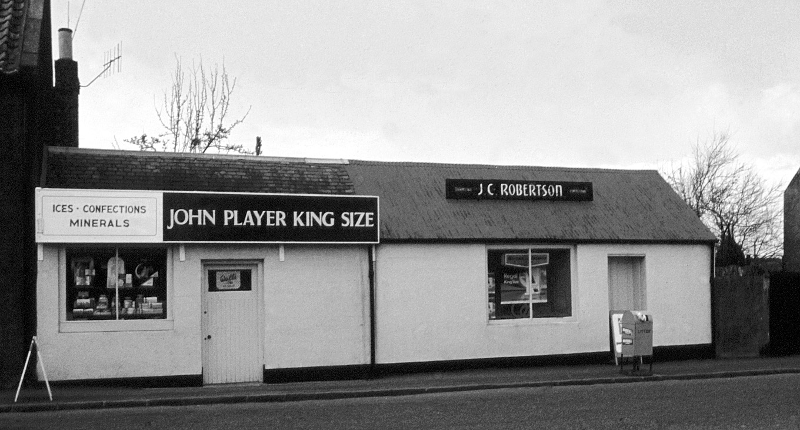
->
[52,1,799,190]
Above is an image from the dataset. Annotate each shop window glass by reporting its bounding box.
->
[66,247,167,320]
[487,248,571,320]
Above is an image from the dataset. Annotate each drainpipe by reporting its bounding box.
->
[710,243,717,358]
[368,245,377,375]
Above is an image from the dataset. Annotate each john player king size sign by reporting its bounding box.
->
[162,192,379,243]
[36,188,379,244]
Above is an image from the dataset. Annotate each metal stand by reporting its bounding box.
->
[14,337,53,403]
[618,354,653,375]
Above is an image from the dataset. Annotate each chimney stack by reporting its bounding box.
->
[54,28,80,147]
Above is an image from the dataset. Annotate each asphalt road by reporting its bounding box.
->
[2,374,799,429]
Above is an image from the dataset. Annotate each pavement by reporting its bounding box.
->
[3,354,800,413]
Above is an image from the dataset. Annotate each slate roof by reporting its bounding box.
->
[43,147,354,195]
[42,147,716,244]
[0,0,43,75]
[344,160,717,243]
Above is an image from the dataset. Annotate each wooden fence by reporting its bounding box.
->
[713,272,770,358]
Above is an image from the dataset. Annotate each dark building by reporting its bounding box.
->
[0,0,78,386]
[786,168,800,272]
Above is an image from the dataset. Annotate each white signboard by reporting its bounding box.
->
[215,271,242,290]
[36,188,380,244]
[36,188,163,243]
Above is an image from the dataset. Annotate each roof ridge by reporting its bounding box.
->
[347,159,657,174]
[46,147,349,165]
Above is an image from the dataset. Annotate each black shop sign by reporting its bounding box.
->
[163,192,379,243]
[445,179,593,201]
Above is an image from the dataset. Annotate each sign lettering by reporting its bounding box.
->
[162,192,379,243]
[446,179,593,201]
[36,188,379,244]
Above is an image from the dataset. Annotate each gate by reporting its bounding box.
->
[768,272,800,356]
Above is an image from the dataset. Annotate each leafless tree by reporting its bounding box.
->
[125,56,252,154]
[664,132,783,264]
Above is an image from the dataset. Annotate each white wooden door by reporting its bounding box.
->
[608,256,646,312]
[202,263,262,384]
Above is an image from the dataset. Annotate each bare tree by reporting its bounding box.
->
[125,56,252,154]
[664,132,783,265]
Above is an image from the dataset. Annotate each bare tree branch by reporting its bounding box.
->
[125,55,252,154]
[663,131,783,264]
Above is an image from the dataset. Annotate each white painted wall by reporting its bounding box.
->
[181,244,370,370]
[36,246,200,381]
[261,245,371,369]
[37,240,709,380]
[581,244,713,347]
[37,243,370,380]
[374,243,711,364]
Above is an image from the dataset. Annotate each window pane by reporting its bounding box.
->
[66,247,167,320]
[531,249,571,318]
[487,248,571,320]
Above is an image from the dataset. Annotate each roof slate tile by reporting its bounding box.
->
[0,0,33,75]
[43,147,354,195]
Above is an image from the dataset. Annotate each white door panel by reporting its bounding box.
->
[202,263,262,384]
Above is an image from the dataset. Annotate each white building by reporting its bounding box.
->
[35,147,716,384]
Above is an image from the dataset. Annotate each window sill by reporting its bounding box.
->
[59,319,174,333]
[487,316,577,326]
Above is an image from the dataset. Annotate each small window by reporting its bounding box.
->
[66,247,167,320]
[487,248,571,320]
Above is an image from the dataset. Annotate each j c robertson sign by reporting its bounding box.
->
[445,179,593,201]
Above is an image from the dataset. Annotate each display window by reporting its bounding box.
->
[487,247,572,320]
[66,247,167,320]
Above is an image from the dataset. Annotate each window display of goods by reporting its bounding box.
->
[66,247,168,320]
[71,257,95,287]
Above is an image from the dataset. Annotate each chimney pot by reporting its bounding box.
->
[58,28,73,60]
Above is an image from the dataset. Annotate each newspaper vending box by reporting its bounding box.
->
[612,310,653,374]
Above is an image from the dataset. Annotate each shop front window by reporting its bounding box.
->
[487,248,571,320]
[66,247,167,320]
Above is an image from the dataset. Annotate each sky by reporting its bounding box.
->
[51,1,799,191]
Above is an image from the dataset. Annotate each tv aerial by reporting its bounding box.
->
[66,1,122,88]
[82,42,121,88]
